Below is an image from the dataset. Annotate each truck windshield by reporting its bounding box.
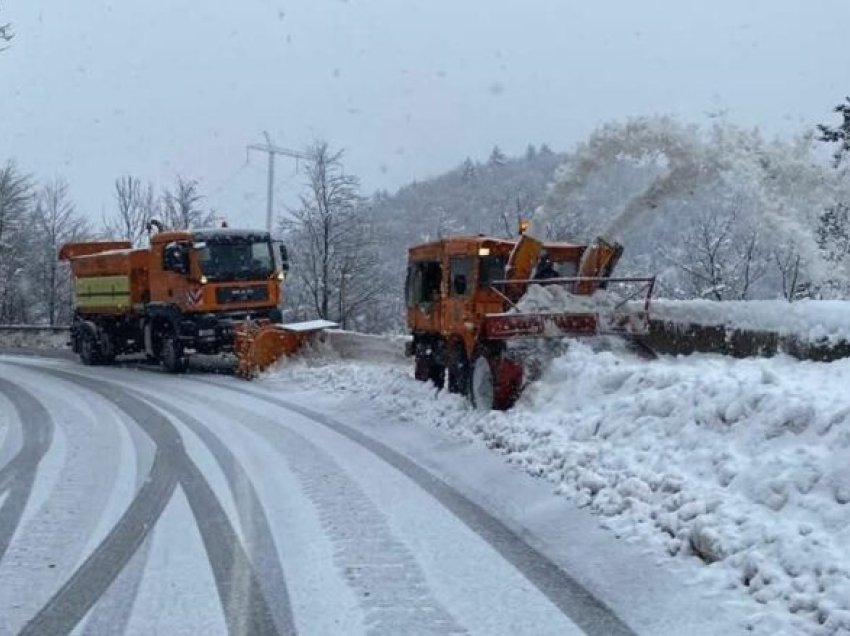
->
[196,240,274,282]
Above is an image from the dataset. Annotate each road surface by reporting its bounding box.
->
[0,354,747,635]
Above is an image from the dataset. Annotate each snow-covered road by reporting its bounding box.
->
[0,354,755,635]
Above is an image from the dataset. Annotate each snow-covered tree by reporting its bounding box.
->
[162,176,212,230]
[0,7,11,51]
[0,161,33,323]
[540,116,840,300]
[461,157,476,184]
[31,179,90,324]
[817,97,850,167]
[102,176,157,245]
[279,142,383,329]
[488,146,507,167]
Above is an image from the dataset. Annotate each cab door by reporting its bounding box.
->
[442,252,475,342]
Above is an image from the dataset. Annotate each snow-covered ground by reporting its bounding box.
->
[265,342,850,636]
[650,299,850,345]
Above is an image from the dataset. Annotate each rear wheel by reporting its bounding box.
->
[78,329,101,366]
[161,337,189,373]
[99,331,116,366]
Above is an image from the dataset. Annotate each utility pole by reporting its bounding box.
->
[247,131,311,233]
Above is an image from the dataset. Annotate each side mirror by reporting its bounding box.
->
[453,274,467,295]
[278,244,290,272]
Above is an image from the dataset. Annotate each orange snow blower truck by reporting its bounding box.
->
[60,225,331,376]
[405,233,655,409]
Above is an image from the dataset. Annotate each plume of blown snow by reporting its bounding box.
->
[539,116,838,284]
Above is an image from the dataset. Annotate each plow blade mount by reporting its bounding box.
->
[234,319,338,378]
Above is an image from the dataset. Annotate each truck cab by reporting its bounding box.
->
[405,236,586,405]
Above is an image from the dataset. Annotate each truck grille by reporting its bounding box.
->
[215,285,269,304]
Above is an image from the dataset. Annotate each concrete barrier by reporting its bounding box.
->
[0,325,70,349]
[645,320,850,362]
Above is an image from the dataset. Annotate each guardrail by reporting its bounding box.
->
[2,322,849,364]
[0,324,70,332]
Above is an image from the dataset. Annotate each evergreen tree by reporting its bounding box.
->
[488,146,507,167]
[817,97,850,166]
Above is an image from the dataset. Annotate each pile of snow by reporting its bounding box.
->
[514,285,622,314]
[651,299,850,345]
[322,329,410,364]
[265,345,850,635]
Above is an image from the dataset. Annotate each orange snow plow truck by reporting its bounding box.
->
[60,227,331,375]
[405,234,655,410]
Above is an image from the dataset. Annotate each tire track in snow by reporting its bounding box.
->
[0,377,54,562]
[226,405,467,635]
[8,368,179,636]
[12,365,286,636]
[137,392,297,636]
[207,380,637,636]
[0,370,138,634]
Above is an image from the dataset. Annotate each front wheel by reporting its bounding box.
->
[469,353,524,411]
[161,337,189,373]
[470,355,495,410]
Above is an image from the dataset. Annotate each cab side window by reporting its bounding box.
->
[450,256,473,296]
[479,255,507,288]
[406,261,442,307]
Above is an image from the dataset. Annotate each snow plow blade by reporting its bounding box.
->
[234,319,338,378]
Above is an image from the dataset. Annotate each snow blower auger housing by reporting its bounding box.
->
[405,234,655,410]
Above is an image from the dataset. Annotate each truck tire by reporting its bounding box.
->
[161,337,189,373]
[447,343,470,396]
[429,363,446,389]
[99,331,116,366]
[415,353,445,389]
[469,351,524,411]
[469,355,494,410]
[78,329,102,366]
[414,354,430,381]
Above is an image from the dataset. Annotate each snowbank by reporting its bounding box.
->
[651,299,850,345]
[514,285,621,314]
[264,346,850,636]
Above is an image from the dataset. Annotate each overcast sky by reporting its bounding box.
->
[1,0,848,229]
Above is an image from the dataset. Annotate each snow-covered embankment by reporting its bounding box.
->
[266,341,850,635]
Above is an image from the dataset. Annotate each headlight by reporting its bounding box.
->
[277,271,286,281]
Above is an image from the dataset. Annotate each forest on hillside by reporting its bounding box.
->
[3,105,850,333]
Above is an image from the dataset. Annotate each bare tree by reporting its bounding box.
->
[102,176,156,245]
[280,141,382,328]
[162,176,211,230]
[675,207,767,300]
[0,6,12,51]
[773,242,803,301]
[0,161,32,323]
[32,179,90,324]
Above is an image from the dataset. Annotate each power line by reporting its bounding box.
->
[247,131,311,233]
[208,159,253,198]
